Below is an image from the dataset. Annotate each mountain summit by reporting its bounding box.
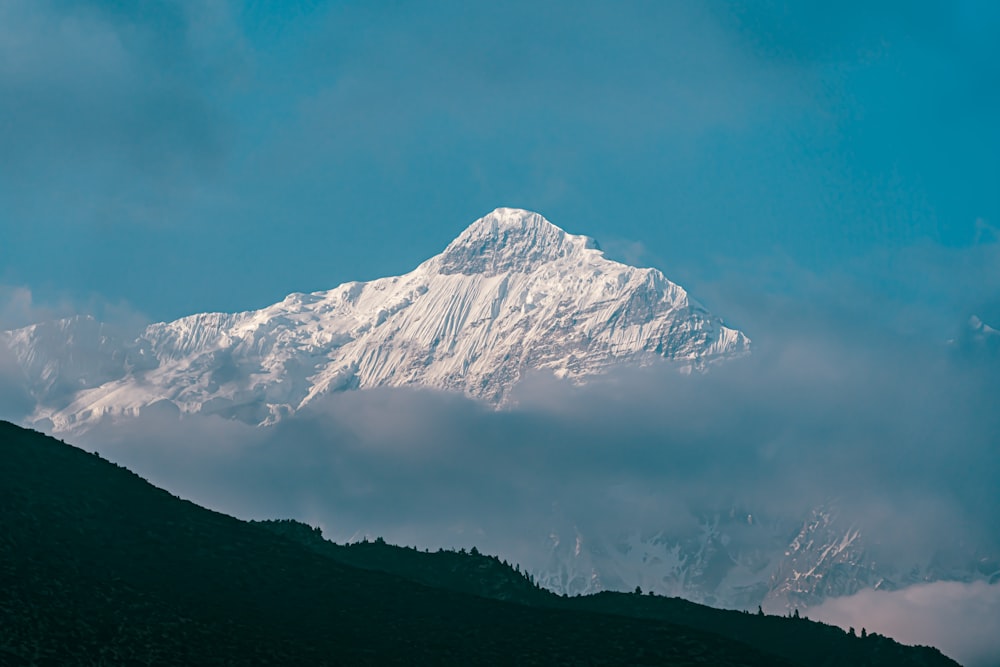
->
[437,208,602,275]
[5,208,749,433]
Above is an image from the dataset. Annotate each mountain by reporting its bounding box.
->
[2,208,749,434]
[0,421,959,666]
[533,502,999,616]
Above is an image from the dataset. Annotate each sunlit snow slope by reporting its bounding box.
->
[4,208,749,433]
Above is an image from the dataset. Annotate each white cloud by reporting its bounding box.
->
[0,284,149,334]
[810,581,1000,667]
[0,285,37,331]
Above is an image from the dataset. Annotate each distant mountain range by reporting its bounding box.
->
[0,420,959,666]
[2,207,748,434]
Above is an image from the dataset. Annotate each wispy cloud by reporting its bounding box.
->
[810,581,1000,667]
[0,284,149,334]
[0,0,244,233]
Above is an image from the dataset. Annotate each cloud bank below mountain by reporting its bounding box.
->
[3,240,998,661]
[51,313,996,660]
[811,580,1000,667]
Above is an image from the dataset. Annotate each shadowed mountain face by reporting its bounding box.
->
[0,421,958,666]
[3,208,748,433]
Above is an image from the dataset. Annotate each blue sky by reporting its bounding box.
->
[1,0,997,337]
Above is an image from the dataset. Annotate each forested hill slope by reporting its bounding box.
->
[0,421,957,666]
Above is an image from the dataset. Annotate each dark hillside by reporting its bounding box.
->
[254,518,550,606]
[0,421,788,666]
[262,519,961,667]
[0,421,960,666]
[563,592,955,667]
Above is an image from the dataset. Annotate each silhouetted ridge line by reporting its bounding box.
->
[0,421,957,666]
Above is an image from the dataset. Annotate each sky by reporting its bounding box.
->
[2,2,1000,664]
[0,0,998,334]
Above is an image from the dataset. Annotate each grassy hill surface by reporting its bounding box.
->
[0,421,959,666]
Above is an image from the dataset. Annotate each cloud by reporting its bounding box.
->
[0,344,32,423]
[0,284,149,334]
[810,581,1000,667]
[974,218,999,244]
[73,305,1000,557]
[0,283,154,426]
[684,232,1000,351]
[295,1,796,142]
[0,286,38,332]
[254,0,810,214]
[0,0,244,229]
[64,345,998,667]
[54,232,999,562]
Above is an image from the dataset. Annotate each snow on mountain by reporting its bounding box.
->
[531,501,1000,613]
[536,509,781,608]
[4,208,749,433]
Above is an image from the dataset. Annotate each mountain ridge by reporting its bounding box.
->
[4,207,749,433]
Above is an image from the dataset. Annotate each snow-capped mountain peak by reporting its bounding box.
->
[435,207,601,276]
[5,208,749,433]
